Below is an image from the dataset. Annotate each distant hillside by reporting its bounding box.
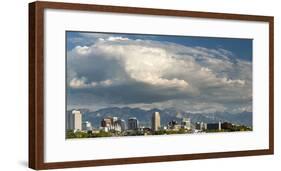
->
[68,107,252,128]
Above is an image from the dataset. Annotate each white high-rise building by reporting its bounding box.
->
[73,110,82,130]
[152,112,161,131]
[66,110,82,131]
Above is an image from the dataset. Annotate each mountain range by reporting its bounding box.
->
[69,107,252,128]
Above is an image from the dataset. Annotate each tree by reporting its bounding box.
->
[66,130,76,138]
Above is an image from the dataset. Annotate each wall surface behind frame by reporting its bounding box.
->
[0,0,279,170]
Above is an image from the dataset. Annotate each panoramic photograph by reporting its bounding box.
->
[65,31,253,139]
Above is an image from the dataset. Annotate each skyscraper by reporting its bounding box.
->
[152,112,161,131]
[66,110,82,131]
[128,117,139,130]
[72,110,82,131]
[116,119,126,131]
[101,117,112,127]
[66,110,74,130]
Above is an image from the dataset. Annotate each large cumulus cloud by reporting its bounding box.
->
[67,35,252,114]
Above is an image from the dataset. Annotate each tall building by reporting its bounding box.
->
[195,122,207,130]
[112,122,121,132]
[152,112,161,131]
[82,121,92,131]
[207,121,221,131]
[101,117,125,132]
[101,117,112,127]
[181,117,191,130]
[66,110,82,131]
[66,111,74,130]
[195,122,200,130]
[112,117,118,123]
[203,123,207,130]
[116,119,126,131]
[73,110,82,131]
[128,117,139,130]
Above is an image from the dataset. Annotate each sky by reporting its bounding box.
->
[66,31,252,114]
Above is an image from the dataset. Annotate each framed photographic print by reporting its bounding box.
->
[29,1,274,170]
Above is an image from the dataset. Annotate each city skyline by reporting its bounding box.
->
[66,31,252,114]
[66,109,252,139]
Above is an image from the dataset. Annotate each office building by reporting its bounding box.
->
[128,117,139,130]
[112,117,118,123]
[116,119,126,131]
[73,110,82,131]
[181,117,191,130]
[207,121,221,131]
[152,112,161,131]
[195,122,207,130]
[195,122,201,130]
[82,121,92,131]
[101,117,126,132]
[66,111,74,130]
[101,117,112,127]
[66,110,82,131]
